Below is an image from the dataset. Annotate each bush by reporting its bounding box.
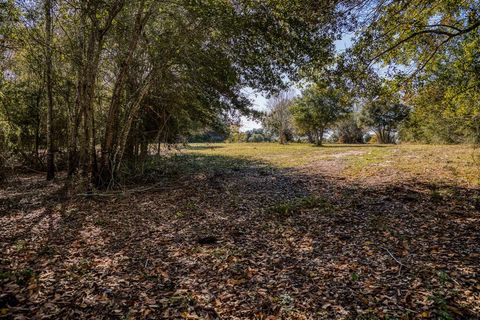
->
[248,133,265,142]
[335,115,364,144]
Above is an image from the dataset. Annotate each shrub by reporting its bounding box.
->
[335,115,364,144]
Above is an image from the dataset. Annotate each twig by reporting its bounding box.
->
[381,246,406,268]
[21,166,45,174]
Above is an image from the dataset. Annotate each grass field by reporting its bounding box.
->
[185,143,480,186]
[1,143,479,319]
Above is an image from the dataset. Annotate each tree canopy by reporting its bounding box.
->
[0,0,353,186]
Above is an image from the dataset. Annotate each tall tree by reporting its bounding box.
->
[352,0,480,76]
[44,0,54,180]
[100,0,151,184]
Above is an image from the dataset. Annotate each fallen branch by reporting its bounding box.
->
[76,182,173,197]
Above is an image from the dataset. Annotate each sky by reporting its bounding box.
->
[240,34,354,132]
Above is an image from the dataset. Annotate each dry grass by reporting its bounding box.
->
[184,143,480,186]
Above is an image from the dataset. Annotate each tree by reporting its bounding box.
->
[263,91,295,144]
[359,96,410,144]
[346,1,480,145]
[290,83,350,146]
[245,128,271,143]
[351,0,480,77]
[335,113,364,144]
[0,0,353,188]
[44,0,54,180]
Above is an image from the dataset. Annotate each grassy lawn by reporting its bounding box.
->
[185,143,480,186]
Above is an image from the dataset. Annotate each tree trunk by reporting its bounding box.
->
[34,90,42,159]
[307,132,314,144]
[375,129,383,144]
[279,131,286,144]
[68,1,125,182]
[101,0,148,181]
[112,76,152,174]
[68,4,86,177]
[45,0,55,180]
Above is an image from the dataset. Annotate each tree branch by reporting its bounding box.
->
[370,20,480,64]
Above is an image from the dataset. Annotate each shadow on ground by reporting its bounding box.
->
[185,145,226,150]
[1,153,479,319]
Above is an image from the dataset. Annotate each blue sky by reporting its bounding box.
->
[240,34,353,131]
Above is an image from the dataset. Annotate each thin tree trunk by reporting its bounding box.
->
[69,0,125,182]
[318,128,324,146]
[102,0,148,179]
[113,76,152,174]
[67,87,81,176]
[34,90,42,159]
[81,31,103,185]
[45,0,55,180]
[68,4,86,177]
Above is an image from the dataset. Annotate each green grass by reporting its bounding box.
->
[185,143,385,167]
[182,143,480,186]
[267,196,331,217]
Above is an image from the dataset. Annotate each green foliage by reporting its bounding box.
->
[1,0,347,181]
[244,128,272,143]
[358,81,410,144]
[291,82,351,145]
[333,113,364,144]
[398,32,480,143]
[227,125,247,143]
[349,0,480,145]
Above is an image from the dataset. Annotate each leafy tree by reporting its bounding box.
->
[359,95,410,144]
[0,0,351,187]
[397,30,480,144]
[352,0,480,77]
[347,0,480,145]
[245,128,271,143]
[263,91,295,144]
[227,124,247,143]
[290,83,350,146]
[334,113,364,144]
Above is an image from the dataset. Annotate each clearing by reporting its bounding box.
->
[1,143,479,319]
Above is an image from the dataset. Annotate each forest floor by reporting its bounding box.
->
[1,143,479,319]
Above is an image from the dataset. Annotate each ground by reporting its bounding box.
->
[1,143,479,319]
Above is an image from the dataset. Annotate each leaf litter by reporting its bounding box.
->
[0,153,479,319]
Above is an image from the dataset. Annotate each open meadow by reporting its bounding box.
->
[1,143,479,319]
